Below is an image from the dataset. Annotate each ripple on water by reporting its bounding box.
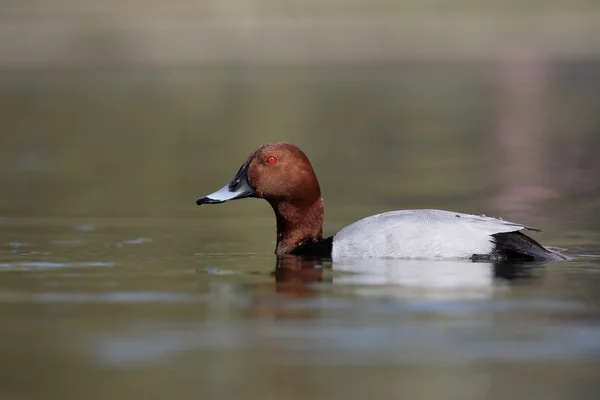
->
[50,239,87,245]
[115,238,154,247]
[8,242,29,249]
[0,291,199,303]
[0,261,114,271]
[204,267,234,275]
[72,224,95,232]
[89,320,600,367]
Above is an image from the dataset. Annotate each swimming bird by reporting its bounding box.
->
[196,142,567,261]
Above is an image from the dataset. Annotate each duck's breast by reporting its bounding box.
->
[331,209,538,259]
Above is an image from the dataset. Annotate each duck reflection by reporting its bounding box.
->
[333,259,542,299]
[249,256,543,320]
[272,256,326,296]
[246,256,327,320]
[271,256,541,300]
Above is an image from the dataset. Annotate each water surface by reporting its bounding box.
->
[1,65,600,399]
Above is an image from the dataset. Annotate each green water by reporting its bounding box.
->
[1,65,599,399]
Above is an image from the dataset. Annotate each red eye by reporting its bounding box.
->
[267,156,277,164]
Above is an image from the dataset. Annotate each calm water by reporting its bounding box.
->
[1,65,600,399]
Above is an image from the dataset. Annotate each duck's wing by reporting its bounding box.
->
[331,209,543,259]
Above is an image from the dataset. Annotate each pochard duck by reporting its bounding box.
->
[196,142,567,261]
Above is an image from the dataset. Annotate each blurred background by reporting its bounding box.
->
[1,1,600,400]
[1,0,600,225]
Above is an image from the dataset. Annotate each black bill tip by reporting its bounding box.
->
[196,197,225,206]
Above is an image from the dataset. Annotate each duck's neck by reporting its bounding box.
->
[269,198,324,256]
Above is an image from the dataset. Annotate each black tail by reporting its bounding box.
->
[489,231,568,262]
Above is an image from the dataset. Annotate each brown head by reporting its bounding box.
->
[196,142,325,256]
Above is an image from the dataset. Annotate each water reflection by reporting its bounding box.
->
[273,255,539,300]
[273,256,325,296]
[86,256,595,371]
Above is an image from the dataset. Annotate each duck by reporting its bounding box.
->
[196,142,567,261]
